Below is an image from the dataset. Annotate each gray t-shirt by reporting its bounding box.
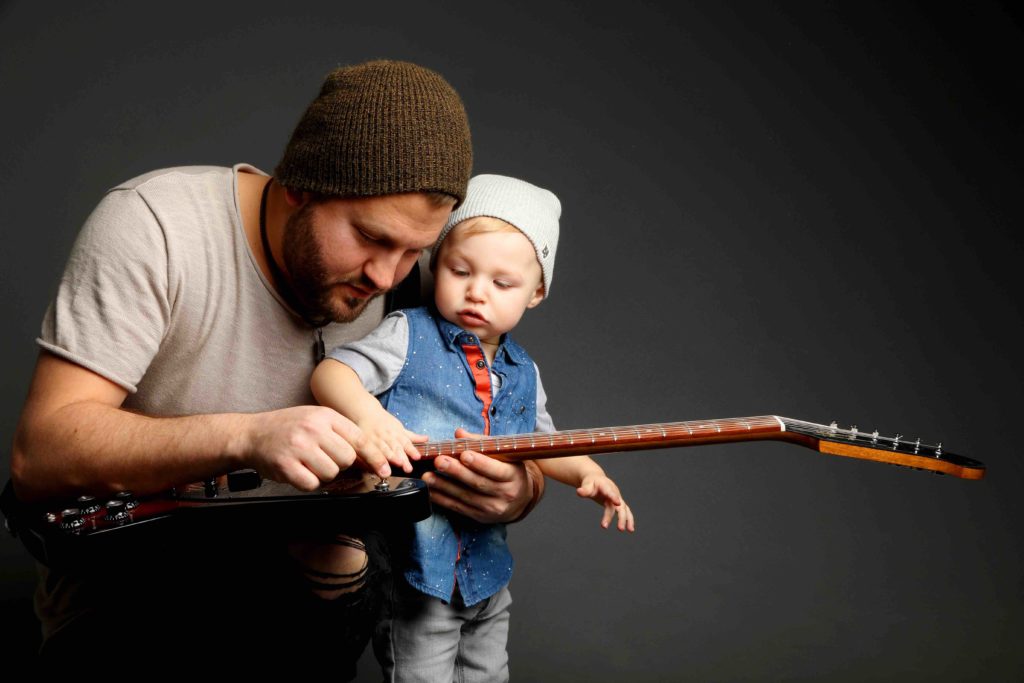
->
[328,311,555,433]
[34,165,390,638]
[39,164,385,415]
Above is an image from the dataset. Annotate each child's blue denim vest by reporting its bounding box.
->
[378,306,537,605]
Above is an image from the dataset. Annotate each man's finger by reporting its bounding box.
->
[445,451,518,483]
[331,418,390,478]
[425,481,489,522]
[318,429,358,471]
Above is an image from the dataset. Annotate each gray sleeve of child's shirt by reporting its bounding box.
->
[325,311,409,396]
[534,363,556,433]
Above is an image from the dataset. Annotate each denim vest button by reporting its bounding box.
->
[475,359,486,369]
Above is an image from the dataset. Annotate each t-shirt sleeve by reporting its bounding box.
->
[38,188,171,393]
[534,363,556,433]
[326,311,410,395]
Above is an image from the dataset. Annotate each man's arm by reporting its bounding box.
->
[11,352,391,501]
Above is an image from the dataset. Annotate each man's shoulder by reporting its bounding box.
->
[111,165,233,192]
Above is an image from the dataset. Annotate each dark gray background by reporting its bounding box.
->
[1,1,1021,679]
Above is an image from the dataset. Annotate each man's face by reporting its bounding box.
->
[283,192,450,323]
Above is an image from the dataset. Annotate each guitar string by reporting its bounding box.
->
[416,416,947,459]
[418,416,787,457]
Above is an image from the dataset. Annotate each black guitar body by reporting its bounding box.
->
[2,472,431,570]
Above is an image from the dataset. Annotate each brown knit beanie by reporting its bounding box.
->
[275,60,472,203]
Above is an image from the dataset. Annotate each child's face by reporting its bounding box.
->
[434,225,545,346]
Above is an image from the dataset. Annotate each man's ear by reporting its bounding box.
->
[284,186,308,208]
[526,283,545,309]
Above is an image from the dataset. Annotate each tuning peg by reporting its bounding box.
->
[935,442,943,457]
[913,437,921,454]
[871,430,879,444]
[849,425,858,439]
[892,433,903,450]
[829,421,838,434]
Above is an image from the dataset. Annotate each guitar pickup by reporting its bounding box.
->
[227,469,263,492]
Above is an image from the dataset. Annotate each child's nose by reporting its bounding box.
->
[466,278,485,301]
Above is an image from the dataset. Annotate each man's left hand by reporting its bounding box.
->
[422,428,537,524]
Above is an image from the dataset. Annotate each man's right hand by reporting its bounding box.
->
[239,405,394,491]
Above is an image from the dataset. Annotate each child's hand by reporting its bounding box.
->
[577,474,635,532]
[356,409,427,474]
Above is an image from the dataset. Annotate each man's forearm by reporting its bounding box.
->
[12,398,251,501]
[11,352,378,502]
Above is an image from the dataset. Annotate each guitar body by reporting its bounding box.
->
[3,472,430,570]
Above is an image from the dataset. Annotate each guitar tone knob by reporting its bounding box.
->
[77,495,101,515]
[115,490,139,510]
[104,500,131,526]
[60,508,86,533]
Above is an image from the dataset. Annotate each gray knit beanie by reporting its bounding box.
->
[275,60,472,203]
[433,174,560,295]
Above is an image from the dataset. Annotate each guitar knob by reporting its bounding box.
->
[115,490,139,510]
[77,495,101,515]
[104,499,132,526]
[60,508,86,533]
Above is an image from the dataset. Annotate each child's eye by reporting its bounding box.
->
[450,267,469,277]
[358,229,381,243]
[494,280,513,289]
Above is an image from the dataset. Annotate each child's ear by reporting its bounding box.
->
[526,283,545,309]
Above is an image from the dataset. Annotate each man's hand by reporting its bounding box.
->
[422,428,537,524]
[240,405,397,491]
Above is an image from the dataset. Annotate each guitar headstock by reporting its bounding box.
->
[781,418,986,480]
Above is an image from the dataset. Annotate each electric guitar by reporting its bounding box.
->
[2,415,984,568]
[417,415,985,480]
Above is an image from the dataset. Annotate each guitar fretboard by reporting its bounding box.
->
[418,415,787,461]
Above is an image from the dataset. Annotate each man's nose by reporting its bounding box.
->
[364,249,405,291]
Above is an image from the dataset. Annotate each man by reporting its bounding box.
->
[10,60,545,671]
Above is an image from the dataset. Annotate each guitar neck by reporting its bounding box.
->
[418,415,986,480]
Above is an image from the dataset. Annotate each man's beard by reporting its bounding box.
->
[281,201,380,324]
